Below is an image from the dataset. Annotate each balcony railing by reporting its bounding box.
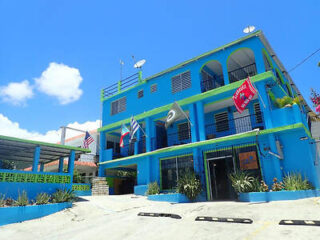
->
[103,73,140,98]
[151,128,191,151]
[228,63,257,83]
[111,136,146,160]
[201,74,224,93]
[205,112,264,140]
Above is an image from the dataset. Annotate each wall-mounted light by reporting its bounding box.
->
[300,136,308,141]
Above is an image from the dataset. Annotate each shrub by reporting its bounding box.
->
[229,171,257,193]
[282,173,313,191]
[52,189,76,203]
[146,181,160,195]
[260,180,269,192]
[15,191,29,206]
[177,171,202,201]
[271,178,284,191]
[36,193,51,205]
[0,194,5,207]
[5,198,14,206]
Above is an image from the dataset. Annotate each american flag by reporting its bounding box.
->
[83,131,94,149]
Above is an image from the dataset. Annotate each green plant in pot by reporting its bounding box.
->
[229,171,261,193]
[177,170,202,201]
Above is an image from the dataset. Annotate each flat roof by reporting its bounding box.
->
[0,134,90,164]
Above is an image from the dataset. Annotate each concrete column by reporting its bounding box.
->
[32,146,41,172]
[68,150,76,183]
[254,47,266,74]
[99,132,106,177]
[134,128,141,154]
[196,101,206,141]
[40,162,44,172]
[188,103,198,143]
[222,63,230,85]
[58,157,64,172]
[145,117,152,152]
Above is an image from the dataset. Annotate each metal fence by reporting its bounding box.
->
[205,112,264,140]
[228,63,257,83]
[103,73,140,98]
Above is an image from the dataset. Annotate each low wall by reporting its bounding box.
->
[72,183,91,196]
[0,202,72,226]
[239,189,320,202]
[148,193,190,203]
[134,185,148,196]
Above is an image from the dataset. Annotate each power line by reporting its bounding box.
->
[288,48,320,73]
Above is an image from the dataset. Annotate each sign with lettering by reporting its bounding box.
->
[239,151,258,170]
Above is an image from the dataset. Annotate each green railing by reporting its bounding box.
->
[0,171,71,184]
[72,184,91,191]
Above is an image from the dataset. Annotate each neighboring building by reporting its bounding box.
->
[51,130,99,183]
[0,135,90,199]
[98,31,320,200]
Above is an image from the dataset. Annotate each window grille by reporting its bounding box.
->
[215,112,229,132]
[254,103,263,123]
[138,90,144,98]
[151,84,157,93]
[111,97,126,115]
[160,155,194,189]
[178,122,190,141]
[171,71,191,93]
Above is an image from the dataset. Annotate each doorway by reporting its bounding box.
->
[207,156,236,200]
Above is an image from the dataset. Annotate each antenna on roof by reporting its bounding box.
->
[120,59,124,81]
[134,59,146,69]
[243,25,255,34]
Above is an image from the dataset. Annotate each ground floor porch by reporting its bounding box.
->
[99,123,320,201]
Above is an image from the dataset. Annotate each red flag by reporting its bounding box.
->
[232,77,257,113]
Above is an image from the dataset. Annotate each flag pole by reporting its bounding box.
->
[175,101,193,126]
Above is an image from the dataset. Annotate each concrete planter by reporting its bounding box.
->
[239,189,320,202]
[148,193,191,203]
[0,202,72,226]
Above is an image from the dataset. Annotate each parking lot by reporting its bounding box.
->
[1,195,320,240]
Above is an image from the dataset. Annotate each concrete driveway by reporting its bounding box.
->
[1,195,320,240]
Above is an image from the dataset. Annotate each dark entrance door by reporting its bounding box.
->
[156,124,168,149]
[208,157,236,200]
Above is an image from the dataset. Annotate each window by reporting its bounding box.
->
[138,90,144,98]
[215,112,229,132]
[111,97,126,115]
[178,122,190,141]
[161,155,194,189]
[151,84,157,93]
[171,71,191,94]
[254,103,263,123]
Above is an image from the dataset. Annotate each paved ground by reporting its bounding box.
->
[1,195,320,240]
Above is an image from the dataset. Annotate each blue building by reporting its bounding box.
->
[98,31,320,200]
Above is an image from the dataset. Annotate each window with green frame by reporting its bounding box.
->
[160,155,194,190]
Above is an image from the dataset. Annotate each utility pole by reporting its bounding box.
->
[60,126,87,145]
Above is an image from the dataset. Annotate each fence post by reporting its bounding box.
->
[118,81,121,92]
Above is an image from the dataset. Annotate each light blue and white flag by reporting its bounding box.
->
[130,116,140,141]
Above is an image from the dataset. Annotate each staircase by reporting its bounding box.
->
[91,177,109,195]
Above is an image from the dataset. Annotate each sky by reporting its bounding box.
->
[0,0,319,143]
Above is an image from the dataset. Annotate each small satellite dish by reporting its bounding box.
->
[243,26,256,34]
[134,59,146,69]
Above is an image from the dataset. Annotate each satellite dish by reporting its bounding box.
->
[134,59,146,69]
[243,26,255,34]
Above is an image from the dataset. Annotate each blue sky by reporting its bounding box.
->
[0,0,319,141]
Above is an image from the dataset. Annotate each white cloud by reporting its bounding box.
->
[35,62,83,105]
[0,80,33,105]
[0,113,100,144]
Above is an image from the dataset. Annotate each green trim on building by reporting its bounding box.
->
[0,135,91,153]
[99,71,276,132]
[101,31,261,102]
[262,48,274,69]
[99,122,308,165]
